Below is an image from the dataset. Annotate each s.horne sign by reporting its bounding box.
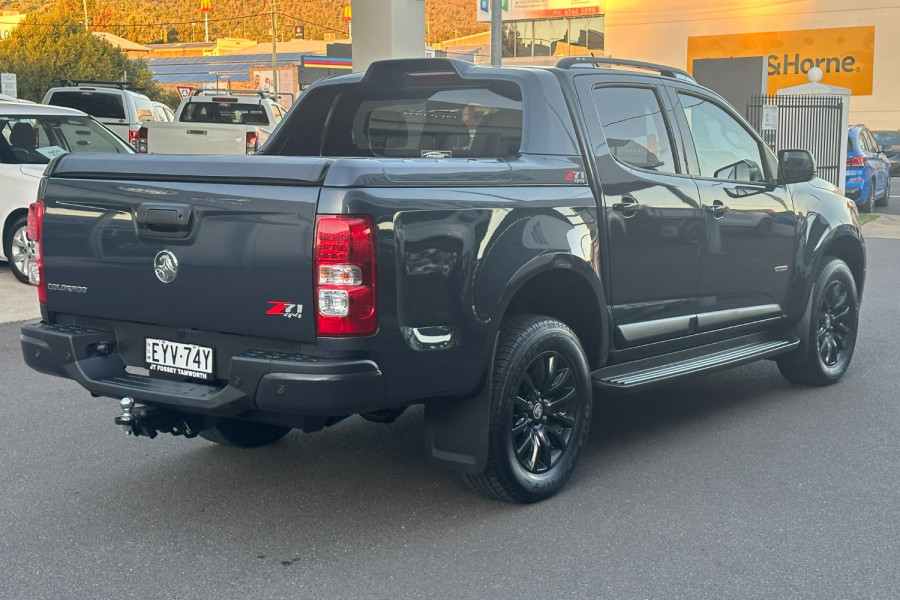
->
[687,26,875,95]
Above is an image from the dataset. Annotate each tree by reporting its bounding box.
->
[0,1,168,102]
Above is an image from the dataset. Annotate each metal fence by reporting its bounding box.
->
[746,94,844,187]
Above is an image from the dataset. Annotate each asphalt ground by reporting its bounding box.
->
[1,188,899,600]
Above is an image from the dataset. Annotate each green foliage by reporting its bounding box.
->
[0,0,169,102]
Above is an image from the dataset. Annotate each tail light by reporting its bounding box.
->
[314,215,377,336]
[847,155,866,167]
[136,126,148,153]
[26,200,45,303]
[246,131,259,154]
[128,127,141,150]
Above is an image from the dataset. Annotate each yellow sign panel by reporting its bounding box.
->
[687,26,875,95]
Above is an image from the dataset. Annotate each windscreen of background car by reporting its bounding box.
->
[0,116,133,164]
[180,102,269,125]
[133,95,156,122]
[46,91,126,120]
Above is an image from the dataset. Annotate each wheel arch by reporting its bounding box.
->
[2,207,28,260]
[819,229,866,300]
[494,254,608,369]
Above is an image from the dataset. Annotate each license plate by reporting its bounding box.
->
[145,338,215,381]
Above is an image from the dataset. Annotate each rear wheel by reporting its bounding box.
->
[860,181,874,213]
[465,315,592,503]
[777,258,859,386]
[875,176,891,207]
[3,215,33,283]
[199,419,291,448]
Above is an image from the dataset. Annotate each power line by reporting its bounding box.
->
[277,10,348,35]
[6,12,273,29]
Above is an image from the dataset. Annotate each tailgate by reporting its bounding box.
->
[146,121,248,155]
[41,154,330,343]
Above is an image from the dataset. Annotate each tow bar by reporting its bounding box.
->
[114,397,203,439]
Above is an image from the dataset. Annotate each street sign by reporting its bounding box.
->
[176,86,192,99]
[1,72,16,98]
[761,105,779,131]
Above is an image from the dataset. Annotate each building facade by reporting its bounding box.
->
[602,0,897,128]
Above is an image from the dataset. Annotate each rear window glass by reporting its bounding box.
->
[180,102,270,125]
[47,91,126,120]
[270,80,523,159]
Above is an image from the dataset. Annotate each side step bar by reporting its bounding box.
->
[592,332,799,391]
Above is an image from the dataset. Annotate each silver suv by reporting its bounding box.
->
[42,81,158,149]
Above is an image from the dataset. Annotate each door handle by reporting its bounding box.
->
[136,203,193,238]
[705,200,729,218]
[612,197,641,217]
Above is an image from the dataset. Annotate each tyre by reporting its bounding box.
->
[875,176,890,207]
[860,181,874,213]
[199,419,291,448]
[465,315,592,503]
[3,215,33,284]
[777,258,859,386]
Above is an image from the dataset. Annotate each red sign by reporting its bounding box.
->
[176,86,192,100]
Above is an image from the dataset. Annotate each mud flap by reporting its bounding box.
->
[424,383,490,474]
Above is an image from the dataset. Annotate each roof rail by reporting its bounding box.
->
[51,79,135,90]
[555,57,695,81]
[191,88,272,99]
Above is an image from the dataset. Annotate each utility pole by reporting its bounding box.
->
[491,0,502,66]
[82,0,89,32]
[271,0,278,99]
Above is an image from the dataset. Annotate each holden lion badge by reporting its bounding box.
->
[154,250,179,284]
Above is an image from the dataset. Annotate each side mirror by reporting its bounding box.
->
[778,149,816,184]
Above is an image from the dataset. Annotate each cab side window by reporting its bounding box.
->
[591,85,678,174]
[678,93,766,183]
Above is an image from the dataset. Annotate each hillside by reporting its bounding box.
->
[0,0,489,46]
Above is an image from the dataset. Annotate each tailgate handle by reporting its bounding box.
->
[186,129,207,135]
[136,203,193,238]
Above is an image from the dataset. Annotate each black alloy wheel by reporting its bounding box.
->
[816,276,854,369]
[778,258,859,386]
[466,315,592,503]
[510,349,579,474]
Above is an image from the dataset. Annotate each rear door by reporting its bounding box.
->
[575,75,703,348]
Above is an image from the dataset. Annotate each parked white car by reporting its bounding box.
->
[0,101,135,282]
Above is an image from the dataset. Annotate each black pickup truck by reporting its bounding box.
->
[21,57,865,503]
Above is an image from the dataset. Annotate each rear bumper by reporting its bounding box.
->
[21,322,385,417]
[844,185,862,201]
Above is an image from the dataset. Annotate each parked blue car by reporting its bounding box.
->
[845,124,891,212]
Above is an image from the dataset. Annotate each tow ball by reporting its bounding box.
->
[114,397,202,439]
